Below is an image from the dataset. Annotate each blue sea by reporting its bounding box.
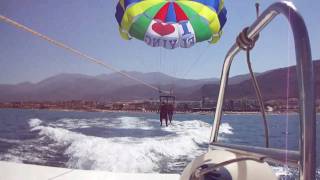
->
[0,109,319,179]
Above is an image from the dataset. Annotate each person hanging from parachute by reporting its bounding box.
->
[160,102,168,126]
[167,103,174,124]
[115,0,227,125]
[159,94,175,126]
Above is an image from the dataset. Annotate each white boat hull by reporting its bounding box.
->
[0,161,180,180]
[180,150,277,180]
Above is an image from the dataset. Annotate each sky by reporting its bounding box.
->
[0,0,319,84]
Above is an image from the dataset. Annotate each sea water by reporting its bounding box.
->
[0,109,319,179]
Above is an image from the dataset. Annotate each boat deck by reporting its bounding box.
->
[0,161,180,180]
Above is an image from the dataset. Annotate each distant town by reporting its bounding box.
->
[0,98,319,113]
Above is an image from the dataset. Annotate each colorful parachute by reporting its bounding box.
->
[115,0,227,49]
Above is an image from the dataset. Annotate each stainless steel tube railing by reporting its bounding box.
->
[209,1,316,179]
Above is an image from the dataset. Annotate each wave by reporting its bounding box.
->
[28,118,42,128]
[271,166,297,179]
[1,116,317,178]
[0,153,23,163]
[27,117,217,172]
[0,137,38,145]
[219,123,233,134]
[48,118,107,129]
[0,138,23,144]
[0,142,48,164]
[116,116,155,130]
[46,116,156,130]
[272,166,320,180]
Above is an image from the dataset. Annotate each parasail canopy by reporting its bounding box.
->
[115,0,227,49]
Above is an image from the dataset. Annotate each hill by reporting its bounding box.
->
[196,59,319,100]
[0,60,318,102]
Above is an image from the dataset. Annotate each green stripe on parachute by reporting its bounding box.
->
[176,2,212,42]
[129,2,166,40]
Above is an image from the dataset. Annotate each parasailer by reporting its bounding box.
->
[115,0,227,126]
[159,95,175,126]
[115,0,227,49]
[160,102,168,126]
[167,103,174,124]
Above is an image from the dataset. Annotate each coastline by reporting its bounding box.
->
[0,107,315,116]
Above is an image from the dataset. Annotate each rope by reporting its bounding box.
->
[234,2,269,148]
[0,15,166,93]
[169,44,210,97]
[181,44,210,79]
[236,25,269,147]
[236,27,259,51]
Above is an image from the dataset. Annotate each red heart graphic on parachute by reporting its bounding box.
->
[152,22,175,36]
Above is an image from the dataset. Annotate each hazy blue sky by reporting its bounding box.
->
[0,0,319,84]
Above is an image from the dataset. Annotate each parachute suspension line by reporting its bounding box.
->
[164,48,175,95]
[168,44,209,103]
[171,51,178,94]
[0,15,166,94]
[168,44,210,97]
[159,47,163,92]
[181,44,210,79]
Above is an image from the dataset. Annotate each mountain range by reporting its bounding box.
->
[0,60,318,102]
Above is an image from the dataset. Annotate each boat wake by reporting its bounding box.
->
[0,115,317,179]
[1,116,233,173]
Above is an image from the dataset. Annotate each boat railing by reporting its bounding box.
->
[209,1,316,180]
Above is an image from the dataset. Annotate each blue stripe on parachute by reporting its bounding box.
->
[115,2,124,26]
[218,7,227,30]
[124,0,142,9]
[115,0,142,26]
[166,2,177,23]
[191,0,220,12]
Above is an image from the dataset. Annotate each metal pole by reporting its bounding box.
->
[210,1,315,179]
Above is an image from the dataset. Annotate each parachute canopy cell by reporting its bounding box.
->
[115,0,227,49]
